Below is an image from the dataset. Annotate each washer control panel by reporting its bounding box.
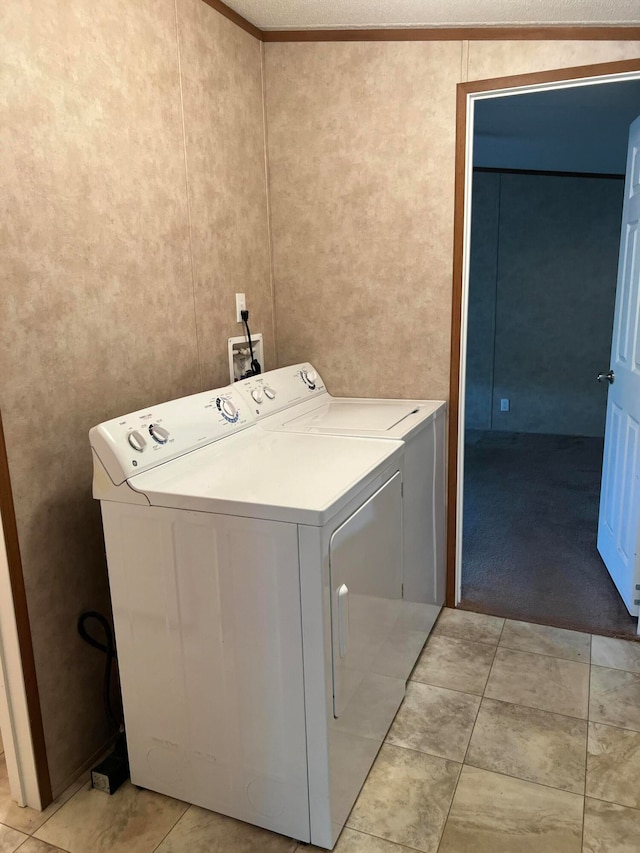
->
[236,363,326,419]
[90,386,253,486]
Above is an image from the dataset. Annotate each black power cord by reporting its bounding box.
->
[78,610,130,794]
[240,309,261,376]
[77,611,117,730]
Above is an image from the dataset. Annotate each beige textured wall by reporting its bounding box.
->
[265,41,461,400]
[264,39,640,401]
[466,40,640,80]
[0,0,272,794]
[178,0,274,387]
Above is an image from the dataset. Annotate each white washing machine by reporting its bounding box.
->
[236,364,447,619]
[90,383,408,849]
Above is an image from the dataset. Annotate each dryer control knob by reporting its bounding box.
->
[264,387,276,400]
[221,399,238,420]
[251,388,264,404]
[149,424,170,444]
[127,430,146,452]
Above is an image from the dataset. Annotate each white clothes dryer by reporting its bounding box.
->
[90,383,407,849]
[236,364,447,625]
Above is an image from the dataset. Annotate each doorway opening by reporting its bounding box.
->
[447,59,640,639]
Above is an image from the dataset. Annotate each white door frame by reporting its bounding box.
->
[0,508,41,808]
[452,63,640,606]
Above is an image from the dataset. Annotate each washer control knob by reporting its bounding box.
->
[301,369,317,388]
[222,399,237,420]
[218,398,239,422]
[149,424,170,444]
[251,388,264,404]
[264,387,276,400]
[127,430,146,452]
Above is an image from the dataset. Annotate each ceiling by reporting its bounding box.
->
[223,0,640,31]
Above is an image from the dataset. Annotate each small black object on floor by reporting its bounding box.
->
[91,735,129,795]
[461,430,637,639]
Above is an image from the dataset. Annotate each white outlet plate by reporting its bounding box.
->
[500,398,510,412]
[235,293,246,323]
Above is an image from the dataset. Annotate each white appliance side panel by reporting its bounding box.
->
[433,409,447,606]
[100,503,310,843]
[299,465,405,849]
[402,423,436,605]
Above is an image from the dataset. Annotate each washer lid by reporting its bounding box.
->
[281,399,445,437]
[128,430,404,526]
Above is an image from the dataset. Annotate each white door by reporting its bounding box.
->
[597,114,640,629]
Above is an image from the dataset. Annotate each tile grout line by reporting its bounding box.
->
[582,636,593,850]
[342,825,427,853]
[150,801,191,853]
[409,674,485,699]
[498,640,591,664]
[434,760,463,853]
[346,742,464,853]
[28,776,89,844]
[586,717,640,736]
[583,792,640,813]
[449,762,586,800]
[432,629,504,649]
[588,663,640,733]
[434,622,504,852]
[460,687,485,766]
[473,691,589,725]
[14,831,71,853]
[481,625,502,697]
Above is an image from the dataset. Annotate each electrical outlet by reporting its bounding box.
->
[500,398,510,412]
[235,293,246,323]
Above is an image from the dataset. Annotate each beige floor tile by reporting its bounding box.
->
[411,635,495,695]
[466,698,587,793]
[0,824,28,853]
[34,780,188,853]
[438,766,583,853]
[500,620,590,663]
[592,635,640,674]
[587,722,640,809]
[590,666,640,732]
[386,682,480,762]
[583,798,640,853]
[298,827,417,852]
[346,744,460,853]
[485,647,589,718]
[431,608,504,645]
[0,760,86,835]
[156,805,297,852]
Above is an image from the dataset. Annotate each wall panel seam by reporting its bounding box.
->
[461,40,469,82]
[174,0,204,389]
[490,173,503,430]
[260,43,278,368]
